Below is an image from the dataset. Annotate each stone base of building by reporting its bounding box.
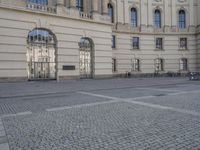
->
[112,72,189,78]
[0,72,189,82]
[0,77,28,82]
[58,75,80,81]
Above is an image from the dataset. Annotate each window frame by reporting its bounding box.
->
[155,58,164,72]
[178,10,186,29]
[155,37,163,50]
[154,9,161,28]
[112,35,116,49]
[112,58,117,73]
[130,8,137,27]
[179,37,187,50]
[131,58,141,72]
[180,58,188,71]
[132,37,140,50]
[108,3,114,23]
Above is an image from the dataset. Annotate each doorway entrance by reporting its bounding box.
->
[79,37,94,79]
[27,28,56,80]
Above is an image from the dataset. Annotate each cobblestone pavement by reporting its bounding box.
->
[0,77,200,150]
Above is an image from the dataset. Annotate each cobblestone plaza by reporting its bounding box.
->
[0,78,200,149]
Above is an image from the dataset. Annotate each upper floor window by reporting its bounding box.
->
[179,10,186,29]
[27,0,48,5]
[76,0,83,12]
[131,8,137,27]
[132,37,139,49]
[155,58,164,72]
[154,9,161,28]
[108,3,114,23]
[112,35,116,49]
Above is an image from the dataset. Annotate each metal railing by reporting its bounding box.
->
[79,12,92,20]
[26,3,56,14]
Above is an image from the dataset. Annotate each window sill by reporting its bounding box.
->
[131,70,141,73]
[178,49,188,51]
[154,49,164,51]
[131,48,140,51]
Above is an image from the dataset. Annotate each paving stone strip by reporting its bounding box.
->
[0,118,9,150]
[0,111,32,119]
[78,91,200,117]
[46,99,121,112]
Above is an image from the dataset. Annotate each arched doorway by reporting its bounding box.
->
[78,37,94,79]
[27,28,57,80]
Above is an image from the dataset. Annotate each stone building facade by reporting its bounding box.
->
[0,0,199,81]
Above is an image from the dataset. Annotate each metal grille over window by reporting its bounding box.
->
[180,58,188,71]
[156,38,163,50]
[112,58,117,72]
[132,37,139,49]
[112,35,116,48]
[155,58,164,72]
[132,59,140,71]
[180,38,187,49]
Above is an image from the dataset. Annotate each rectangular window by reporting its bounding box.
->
[180,38,187,50]
[112,58,117,72]
[180,58,188,71]
[112,35,116,49]
[155,59,164,72]
[155,38,163,50]
[76,0,83,11]
[132,37,139,49]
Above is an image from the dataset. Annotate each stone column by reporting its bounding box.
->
[70,0,76,9]
[147,0,153,27]
[57,0,64,6]
[69,0,79,18]
[102,0,109,15]
[92,0,98,14]
[56,0,64,15]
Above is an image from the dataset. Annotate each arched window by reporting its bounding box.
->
[179,10,186,29]
[76,0,83,12]
[131,8,137,27]
[108,3,114,23]
[27,0,48,5]
[154,9,161,28]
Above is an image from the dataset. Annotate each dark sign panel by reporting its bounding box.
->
[63,65,75,70]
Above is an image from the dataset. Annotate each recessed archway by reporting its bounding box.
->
[27,28,57,80]
[78,37,94,79]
